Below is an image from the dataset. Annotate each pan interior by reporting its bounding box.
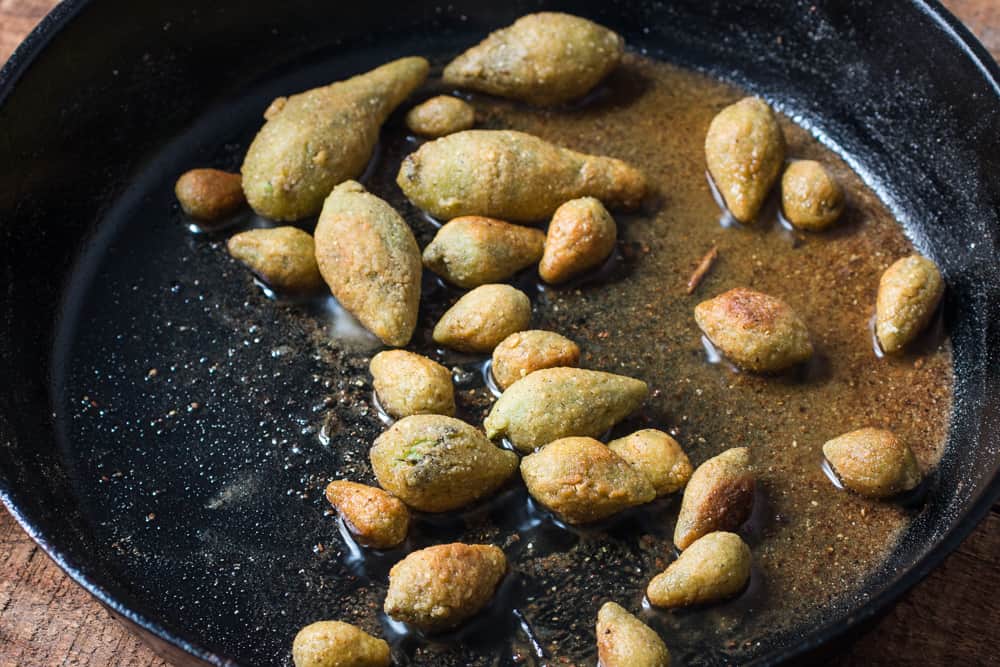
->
[1,1,998,666]
[47,37,956,667]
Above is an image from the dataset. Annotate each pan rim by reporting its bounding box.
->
[0,1,998,665]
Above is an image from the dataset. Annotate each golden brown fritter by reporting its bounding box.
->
[325,480,409,549]
[539,197,617,284]
[370,350,455,418]
[384,543,507,632]
[226,227,324,293]
[673,447,755,550]
[608,429,693,497]
[490,330,580,390]
[432,284,532,353]
[291,621,390,667]
[175,168,245,223]
[520,437,655,524]
[822,428,922,499]
[694,287,813,373]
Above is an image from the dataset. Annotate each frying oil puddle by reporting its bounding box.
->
[170,53,953,665]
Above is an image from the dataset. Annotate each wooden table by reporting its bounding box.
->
[2,1,999,665]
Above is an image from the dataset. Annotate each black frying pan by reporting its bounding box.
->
[2,1,1000,665]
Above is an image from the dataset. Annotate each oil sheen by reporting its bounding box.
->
[269,54,952,665]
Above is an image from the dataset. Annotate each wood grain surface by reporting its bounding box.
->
[1,1,999,665]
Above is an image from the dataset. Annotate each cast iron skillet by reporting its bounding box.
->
[2,0,999,665]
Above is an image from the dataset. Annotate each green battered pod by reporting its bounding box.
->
[647,532,752,608]
[443,12,624,106]
[291,621,390,667]
[596,602,671,667]
[705,97,785,224]
[397,130,647,223]
[242,56,428,221]
[313,181,421,347]
[483,367,648,452]
[422,216,545,288]
[370,415,518,512]
[226,227,324,293]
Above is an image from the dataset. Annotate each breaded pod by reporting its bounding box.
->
[491,330,580,390]
[384,543,507,632]
[369,415,518,512]
[314,181,421,347]
[422,216,545,288]
[443,12,624,106]
[647,532,751,608]
[292,620,390,667]
[521,437,655,524]
[484,367,648,453]
[875,254,944,354]
[608,429,693,497]
[596,602,671,667]
[781,160,844,230]
[539,197,617,284]
[822,428,921,499]
[325,480,410,549]
[242,56,428,221]
[175,168,245,223]
[370,350,455,418]
[695,287,813,373]
[705,97,785,224]
[405,95,475,138]
[397,130,647,223]
[432,284,532,353]
[673,447,755,550]
[226,227,324,293]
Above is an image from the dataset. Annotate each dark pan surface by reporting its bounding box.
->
[2,1,1000,665]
